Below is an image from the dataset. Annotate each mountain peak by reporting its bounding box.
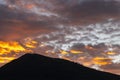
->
[0,53,119,80]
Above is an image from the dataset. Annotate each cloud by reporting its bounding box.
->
[1,0,120,23]
[0,0,120,75]
[0,0,120,40]
[0,20,59,41]
[53,0,120,24]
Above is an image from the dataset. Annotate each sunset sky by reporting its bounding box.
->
[0,0,120,40]
[0,0,120,75]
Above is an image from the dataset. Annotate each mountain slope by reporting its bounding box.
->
[0,53,119,80]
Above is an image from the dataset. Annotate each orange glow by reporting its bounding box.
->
[0,38,38,64]
[60,50,69,55]
[85,46,96,50]
[23,38,38,48]
[26,4,35,9]
[77,57,93,67]
[92,57,112,66]
[83,62,93,67]
[59,49,84,55]
[0,57,15,63]
[61,56,73,62]
[0,41,26,55]
[106,51,116,55]
[70,50,83,54]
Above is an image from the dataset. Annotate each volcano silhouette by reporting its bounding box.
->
[0,53,119,80]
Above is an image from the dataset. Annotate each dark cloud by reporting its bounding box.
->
[0,5,39,21]
[0,0,120,40]
[53,0,120,24]
[0,0,61,40]
[1,0,120,23]
[0,20,59,41]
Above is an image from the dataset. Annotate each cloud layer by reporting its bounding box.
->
[0,0,120,75]
[0,0,120,41]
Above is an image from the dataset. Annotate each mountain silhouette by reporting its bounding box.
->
[0,53,119,80]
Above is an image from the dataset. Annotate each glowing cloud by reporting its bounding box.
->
[0,41,25,55]
[92,57,112,66]
[0,38,38,65]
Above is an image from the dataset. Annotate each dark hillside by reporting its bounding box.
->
[0,53,119,80]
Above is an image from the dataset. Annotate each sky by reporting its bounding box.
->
[0,0,120,40]
[0,0,120,75]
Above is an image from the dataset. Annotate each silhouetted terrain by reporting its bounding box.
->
[0,53,119,80]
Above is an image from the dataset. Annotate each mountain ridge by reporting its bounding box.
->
[0,53,119,80]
